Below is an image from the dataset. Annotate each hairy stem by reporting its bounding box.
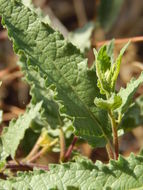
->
[28,146,48,163]
[108,110,119,160]
[27,139,58,163]
[64,136,78,162]
[23,134,42,162]
[59,128,66,162]
[106,143,114,160]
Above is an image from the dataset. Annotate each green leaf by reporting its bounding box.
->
[98,0,124,32]
[19,60,74,143]
[111,41,130,88]
[93,41,129,95]
[120,95,143,131]
[68,22,95,53]
[107,39,114,63]
[1,153,143,189]
[21,0,51,25]
[1,102,42,159]
[21,0,32,7]
[93,46,112,94]
[117,72,143,116]
[94,94,122,111]
[19,63,61,129]
[0,0,111,147]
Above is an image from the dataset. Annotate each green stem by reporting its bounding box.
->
[27,139,58,163]
[59,128,66,162]
[108,110,119,160]
[23,135,42,162]
[106,143,114,160]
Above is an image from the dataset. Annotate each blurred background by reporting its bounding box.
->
[0,0,143,163]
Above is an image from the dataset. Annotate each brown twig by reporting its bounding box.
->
[64,136,78,162]
[0,172,7,179]
[23,135,42,162]
[73,0,87,27]
[2,105,25,122]
[2,71,23,82]
[2,103,25,115]
[106,143,114,160]
[3,112,18,122]
[95,36,143,47]
[28,147,48,163]
[0,65,19,78]
[27,139,58,163]
[108,111,119,160]
[0,30,7,40]
[6,162,49,171]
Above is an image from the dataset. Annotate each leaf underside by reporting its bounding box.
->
[0,0,111,147]
[1,102,42,159]
[1,153,143,189]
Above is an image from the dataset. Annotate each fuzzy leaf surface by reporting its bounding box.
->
[94,94,122,110]
[1,102,42,158]
[19,63,61,129]
[120,95,143,131]
[94,42,129,95]
[0,0,111,147]
[106,39,114,63]
[111,42,130,88]
[117,72,143,116]
[94,46,112,94]
[1,153,143,189]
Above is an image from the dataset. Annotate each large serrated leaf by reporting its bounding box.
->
[1,102,42,158]
[0,0,112,147]
[1,153,143,189]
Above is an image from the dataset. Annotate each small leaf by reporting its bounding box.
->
[111,41,130,88]
[107,39,114,63]
[120,95,143,131]
[1,102,42,159]
[117,72,143,116]
[93,46,112,94]
[68,22,95,53]
[93,41,129,95]
[94,94,122,110]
